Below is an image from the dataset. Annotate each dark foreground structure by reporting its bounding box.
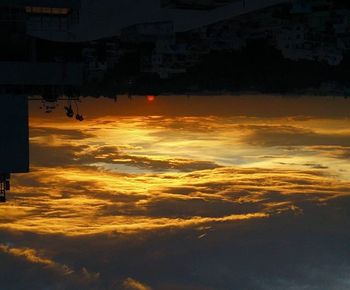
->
[0,96,29,202]
[0,0,83,201]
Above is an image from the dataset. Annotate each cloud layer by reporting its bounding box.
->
[2,107,350,289]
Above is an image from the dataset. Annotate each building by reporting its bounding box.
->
[0,0,81,41]
[0,96,29,202]
[0,0,83,96]
[0,0,82,201]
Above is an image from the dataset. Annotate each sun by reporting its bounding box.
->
[147,95,156,102]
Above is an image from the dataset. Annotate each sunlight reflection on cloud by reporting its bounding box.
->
[0,115,347,237]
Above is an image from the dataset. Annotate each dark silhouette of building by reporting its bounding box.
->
[0,0,83,96]
[0,96,29,202]
[0,0,82,201]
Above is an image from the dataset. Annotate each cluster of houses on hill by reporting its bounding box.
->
[199,0,348,66]
[82,0,350,81]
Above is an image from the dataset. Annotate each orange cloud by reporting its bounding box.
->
[123,278,152,290]
[0,244,72,274]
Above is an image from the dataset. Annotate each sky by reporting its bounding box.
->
[1,95,350,289]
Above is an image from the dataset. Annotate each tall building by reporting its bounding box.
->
[0,96,29,202]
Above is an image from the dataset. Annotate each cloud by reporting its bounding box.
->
[5,165,349,237]
[7,115,350,239]
[258,264,350,290]
[241,124,350,147]
[0,243,100,290]
[123,278,152,290]
[276,162,329,169]
[83,145,221,172]
[6,112,349,290]
[30,127,93,141]
[30,142,220,173]
[2,194,350,290]
[0,244,68,271]
[305,145,350,160]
